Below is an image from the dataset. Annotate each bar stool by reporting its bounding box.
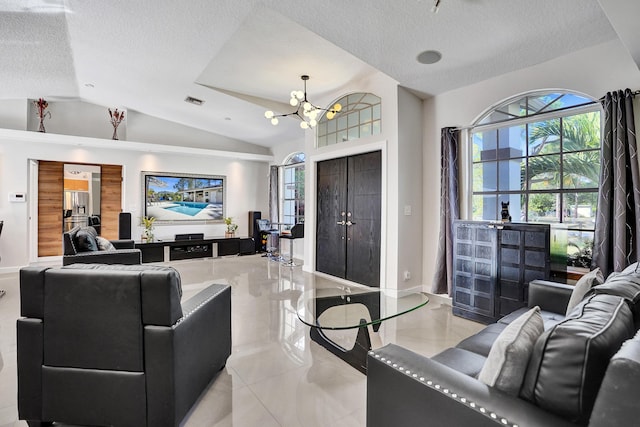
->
[279,223,304,266]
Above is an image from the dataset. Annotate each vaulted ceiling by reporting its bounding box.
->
[1,0,638,148]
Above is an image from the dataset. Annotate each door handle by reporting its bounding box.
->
[336,220,346,225]
[346,220,355,226]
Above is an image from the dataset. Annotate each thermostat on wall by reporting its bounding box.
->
[9,192,27,202]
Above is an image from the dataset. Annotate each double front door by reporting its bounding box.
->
[316,151,381,287]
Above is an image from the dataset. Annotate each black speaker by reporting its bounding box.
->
[119,212,132,240]
[248,211,261,253]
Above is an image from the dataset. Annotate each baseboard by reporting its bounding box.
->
[424,291,452,307]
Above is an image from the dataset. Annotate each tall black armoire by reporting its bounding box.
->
[452,220,551,324]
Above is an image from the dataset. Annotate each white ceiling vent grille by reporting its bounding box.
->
[184,96,204,106]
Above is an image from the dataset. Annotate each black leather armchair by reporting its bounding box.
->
[17,264,232,427]
[63,225,141,265]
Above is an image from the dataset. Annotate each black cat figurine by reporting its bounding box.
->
[500,201,512,223]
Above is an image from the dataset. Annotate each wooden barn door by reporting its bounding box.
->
[37,161,64,257]
[37,161,122,257]
[100,164,123,240]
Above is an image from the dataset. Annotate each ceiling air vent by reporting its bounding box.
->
[184,96,204,106]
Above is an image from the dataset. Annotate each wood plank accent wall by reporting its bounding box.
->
[36,161,123,257]
[38,161,64,257]
[100,164,123,240]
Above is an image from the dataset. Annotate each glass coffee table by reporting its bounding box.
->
[296,285,429,373]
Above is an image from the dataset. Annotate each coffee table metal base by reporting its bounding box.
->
[310,319,372,374]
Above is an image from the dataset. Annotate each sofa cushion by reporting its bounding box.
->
[456,323,506,357]
[96,236,116,251]
[75,228,98,252]
[589,330,640,427]
[478,306,544,395]
[499,306,564,330]
[431,347,487,378]
[565,268,604,315]
[62,264,183,325]
[589,273,640,328]
[520,294,635,424]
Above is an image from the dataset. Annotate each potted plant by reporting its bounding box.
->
[224,217,238,238]
[141,216,156,242]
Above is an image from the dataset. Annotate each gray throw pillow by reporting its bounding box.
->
[96,236,116,251]
[621,262,640,275]
[478,306,544,395]
[75,229,98,252]
[566,268,604,315]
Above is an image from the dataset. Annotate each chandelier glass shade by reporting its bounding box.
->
[265,75,342,129]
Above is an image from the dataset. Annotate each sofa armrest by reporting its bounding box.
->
[590,332,640,427]
[528,279,573,314]
[62,249,141,266]
[17,318,44,423]
[110,239,135,249]
[144,284,231,427]
[367,344,575,427]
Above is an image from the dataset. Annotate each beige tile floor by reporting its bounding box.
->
[0,255,484,427]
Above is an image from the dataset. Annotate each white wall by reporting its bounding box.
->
[0,129,270,271]
[422,39,640,292]
[397,86,424,290]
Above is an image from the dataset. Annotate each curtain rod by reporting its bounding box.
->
[450,89,640,132]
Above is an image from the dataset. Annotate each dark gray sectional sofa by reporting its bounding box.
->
[62,225,141,265]
[367,266,640,427]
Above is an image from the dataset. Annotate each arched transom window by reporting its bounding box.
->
[317,92,381,147]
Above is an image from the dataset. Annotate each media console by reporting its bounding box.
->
[135,237,253,263]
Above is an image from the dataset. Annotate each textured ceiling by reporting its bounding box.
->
[0,0,637,148]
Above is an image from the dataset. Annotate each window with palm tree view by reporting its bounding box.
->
[282,152,305,227]
[471,91,601,273]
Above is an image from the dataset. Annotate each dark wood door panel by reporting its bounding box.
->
[347,151,381,287]
[316,157,347,278]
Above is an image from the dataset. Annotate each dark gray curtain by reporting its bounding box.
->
[432,127,460,295]
[269,165,279,224]
[592,89,640,276]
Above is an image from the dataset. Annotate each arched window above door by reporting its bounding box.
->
[317,92,381,147]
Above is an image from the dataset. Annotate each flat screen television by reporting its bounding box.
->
[142,171,225,224]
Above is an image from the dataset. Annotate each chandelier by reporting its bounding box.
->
[264,75,342,129]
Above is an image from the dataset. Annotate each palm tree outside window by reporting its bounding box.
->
[470,91,601,277]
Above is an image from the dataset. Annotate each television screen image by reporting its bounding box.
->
[142,172,225,223]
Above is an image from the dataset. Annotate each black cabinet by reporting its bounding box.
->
[135,237,250,262]
[452,221,550,324]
